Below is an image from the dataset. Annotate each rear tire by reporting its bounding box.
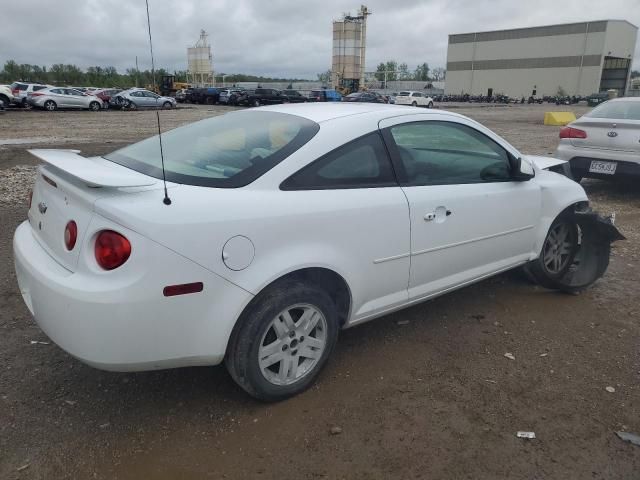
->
[44,100,57,111]
[225,281,339,402]
[253,99,260,107]
[125,100,137,110]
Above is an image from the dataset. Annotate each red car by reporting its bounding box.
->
[92,89,122,108]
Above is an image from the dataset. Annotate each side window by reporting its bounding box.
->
[281,132,396,190]
[389,121,511,186]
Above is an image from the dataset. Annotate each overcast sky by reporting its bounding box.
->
[1,0,638,79]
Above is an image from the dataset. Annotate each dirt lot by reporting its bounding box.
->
[1,104,638,479]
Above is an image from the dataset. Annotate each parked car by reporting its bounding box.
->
[184,88,200,103]
[586,92,609,107]
[175,89,187,103]
[0,85,15,108]
[219,89,243,105]
[228,89,252,106]
[27,87,103,111]
[394,91,434,108]
[555,97,640,181]
[14,103,623,401]
[309,89,342,102]
[281,90,308,103]
[387,92,398,104]
[343,92,386,103]
[112,88,176,109]
[10,82,50,107]
[93,88,122,108]
[247,88,286,107]
[199,87,220,105]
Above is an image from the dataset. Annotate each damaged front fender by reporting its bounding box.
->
[526,208,625,293]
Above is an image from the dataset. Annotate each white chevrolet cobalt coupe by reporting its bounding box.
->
[14,103,622,401]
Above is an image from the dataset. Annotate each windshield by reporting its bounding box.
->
[104,111,319,188]
[585,100,640,121]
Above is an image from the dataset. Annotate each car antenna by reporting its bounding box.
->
[145,0,171,205]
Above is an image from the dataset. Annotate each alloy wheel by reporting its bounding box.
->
[542,221,576,275]
[258,304,327,386]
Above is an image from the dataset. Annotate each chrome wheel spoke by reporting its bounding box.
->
[258,303,328,386]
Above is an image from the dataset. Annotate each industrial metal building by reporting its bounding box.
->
[445,20,638,98]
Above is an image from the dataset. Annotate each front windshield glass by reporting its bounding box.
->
[104,111,319,188]
[586,100,640,120]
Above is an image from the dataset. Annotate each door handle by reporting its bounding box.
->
[424,209,452,222]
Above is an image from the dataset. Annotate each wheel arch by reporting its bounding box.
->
[224,266,352,360]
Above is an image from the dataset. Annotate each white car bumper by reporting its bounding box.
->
[13,220,253,371]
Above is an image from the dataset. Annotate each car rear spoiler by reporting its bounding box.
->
[28,149,157,188]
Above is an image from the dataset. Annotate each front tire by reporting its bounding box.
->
[253,99,261,107]
[226,281,339,402]
[89,101,100,111]
[412,101,418,107]
[427,101,434,109]
[162,101,173,109]
[524,213,610,293]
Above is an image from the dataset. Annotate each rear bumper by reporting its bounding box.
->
[13,220,253,371]
[554,143,640,179]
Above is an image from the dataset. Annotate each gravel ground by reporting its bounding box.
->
[0,103,638,479]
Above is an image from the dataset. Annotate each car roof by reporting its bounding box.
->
[253,103,455,123]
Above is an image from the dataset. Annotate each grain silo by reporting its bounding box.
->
[332,5,371,92]
[187,30,214,87]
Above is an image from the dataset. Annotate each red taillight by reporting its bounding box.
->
[12,89,19,95]
[30,92,44,97]
[559,126,587,139]
[28,189,33,209]
[95,230,131,270]
[64,221,78,251]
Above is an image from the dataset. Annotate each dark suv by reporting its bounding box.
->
[281,90,308,103]
[248,88,285,107]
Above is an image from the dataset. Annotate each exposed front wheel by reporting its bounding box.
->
[412,101,417,107]
[427,102,434,109]
[44,100,57,111]
[162,101,173,109]
[89,101,100,111]
[226,282,339,401]
[253,99,260,107]
[524,212,616,293]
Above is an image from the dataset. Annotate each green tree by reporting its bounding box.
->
[414,62,430,81]
[397,62,410,80]
[317,69,332,84]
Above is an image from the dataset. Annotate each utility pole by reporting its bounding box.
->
[135,56,139,88]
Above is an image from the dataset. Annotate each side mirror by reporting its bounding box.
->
[509,154,535,181]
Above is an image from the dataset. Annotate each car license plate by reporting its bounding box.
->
[589,160,617,175]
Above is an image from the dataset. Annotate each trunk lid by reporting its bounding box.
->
[571,118,640,153]
[27,149,160,272]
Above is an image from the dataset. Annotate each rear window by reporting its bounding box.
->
[398,92,410,96]
[11,83,27,90]
[104,111,319,188]
[586,100,640,121]
[33,85,47,92]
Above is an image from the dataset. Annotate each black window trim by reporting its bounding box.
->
[280,130,400,191]
[380,120,520,187]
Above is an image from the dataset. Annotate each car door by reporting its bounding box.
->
[67,89,87,108]
[280,130,410,323]
[380,114,541,301]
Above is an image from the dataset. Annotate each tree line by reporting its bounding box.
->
[0,60,308,87]
[374,62,445,82]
